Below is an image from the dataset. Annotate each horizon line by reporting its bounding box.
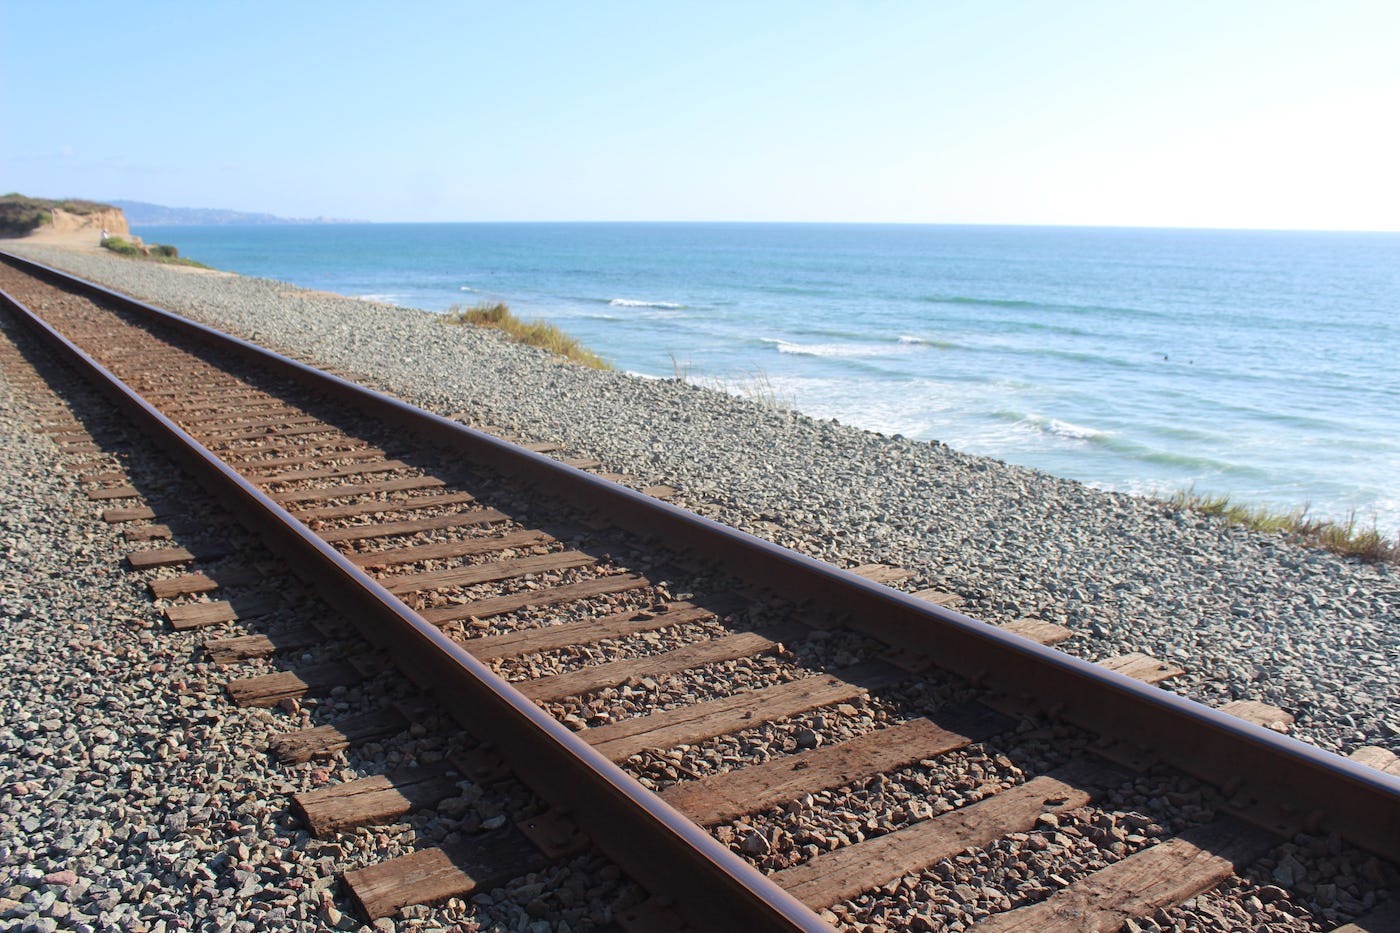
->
[127,217,1400,235]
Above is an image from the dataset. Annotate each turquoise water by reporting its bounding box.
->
[135,222,1400,537]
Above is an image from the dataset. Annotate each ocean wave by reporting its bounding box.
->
[764,338,891,359]
[764,335,937,358]
[609,298,684,310]
[992,410,1106,442]
[1045,418,1103,440]
[923,294,1168,321]
[355,294,403,306]
[458,285,476,292]
[929,295,1044,310]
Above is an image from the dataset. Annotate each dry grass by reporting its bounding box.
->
[669,353,792,410]
[438,302,611,370]
[1169,487,1397,563]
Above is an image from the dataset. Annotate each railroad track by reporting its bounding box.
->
[2,249,1398,932]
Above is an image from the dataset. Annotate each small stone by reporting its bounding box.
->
[740,831,770,855]
[317,894,342,926]
[41,871,77,886]
[436,796,469,818]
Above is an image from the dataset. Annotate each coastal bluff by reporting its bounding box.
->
[0,196,131,252]
[27,206,132,252]
[47,205,130,238]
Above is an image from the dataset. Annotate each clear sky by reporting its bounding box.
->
[2,1,1397,229]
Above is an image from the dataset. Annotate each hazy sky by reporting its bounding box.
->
[3,1,1396,229]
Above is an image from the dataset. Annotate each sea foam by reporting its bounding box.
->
[609,298,683,309]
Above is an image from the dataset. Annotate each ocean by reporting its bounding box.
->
[133,222,1400,537]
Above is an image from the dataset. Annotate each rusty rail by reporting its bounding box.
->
[3,248,1398,914]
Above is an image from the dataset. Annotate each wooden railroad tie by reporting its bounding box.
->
[269,709,409,764]
[86,484,139,501]
[78,470,127,484]
[969,818,1276,932]
[166,592,282,631]
[293,763,464,836]
[203,623,321,662]
[515,627,799,705]
[231,446,387,473]
[421,574,651,626]
[1349,746,1400,777]
[379,549,596,596]
[102,505,159,524]
[148,565,260,599]
[273,474,448,506]
[123,524,174,542]
[348,527,549,571]
[226,665,351,710]
[849,563,918,585]
[1219,699,1295,733]
[226,659,379,708]
[126,546,197,570]
[256,458,410,485]
[295,490,480,524]
[581,661,904,763]
[1098,652,1186,685]
[464,603,716,661]
[344,827,547,922]
[775,766,1102,910]
[658,704,1009,827]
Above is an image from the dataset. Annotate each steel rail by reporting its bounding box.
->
[0,273,832,932]
[4,249,1399,868]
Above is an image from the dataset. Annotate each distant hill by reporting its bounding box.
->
[111,200,363,226]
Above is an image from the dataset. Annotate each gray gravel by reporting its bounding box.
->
[5,241,1397,761]
[0,316,631,931]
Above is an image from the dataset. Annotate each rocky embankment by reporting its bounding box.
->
[3,240,1397,760]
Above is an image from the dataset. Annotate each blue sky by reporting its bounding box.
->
[3,1,1396,229]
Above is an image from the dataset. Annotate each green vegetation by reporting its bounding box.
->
[100,236,211,268]
[99,236,144,257]
[438,302,612,370]
[0,193,113,237]
[1169,487,1397,564]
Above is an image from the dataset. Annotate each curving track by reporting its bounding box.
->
[3,249,1398,932]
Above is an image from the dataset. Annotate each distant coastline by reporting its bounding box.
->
[110,200,364,227]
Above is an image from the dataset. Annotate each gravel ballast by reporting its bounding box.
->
[4,240,1396,762]
[0,315,632,932]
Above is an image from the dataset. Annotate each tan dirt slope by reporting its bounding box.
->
[24,207,131,253]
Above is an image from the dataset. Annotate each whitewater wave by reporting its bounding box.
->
[764,334,939,358]
[355,294,403,306]
[765,338,889,359]
[458,285,476,292]
[994,410,1106,442]
[609,298,684,310]
[1045,418,1103,440]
